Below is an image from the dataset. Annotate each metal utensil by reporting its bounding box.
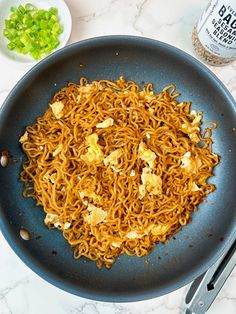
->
[185,238,236,313]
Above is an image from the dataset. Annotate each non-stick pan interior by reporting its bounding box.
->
[0,36,235,301]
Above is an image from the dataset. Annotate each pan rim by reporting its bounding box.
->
[0,35,236,302]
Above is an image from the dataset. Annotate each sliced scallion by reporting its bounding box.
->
[3,3,63,60]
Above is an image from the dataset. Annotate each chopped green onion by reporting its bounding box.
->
[3,3,63,60]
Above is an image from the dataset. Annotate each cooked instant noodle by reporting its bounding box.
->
[20,77,219,268]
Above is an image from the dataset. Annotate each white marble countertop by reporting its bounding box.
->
[0,0,235,313]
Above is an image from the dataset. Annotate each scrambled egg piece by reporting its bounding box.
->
[111,239,123,248]
[181,152,191,170]
[151,224,169,236]
[96,118,114,129]
[43,173,50,181]
[50,173,57,183]
[192,182,202,192]
[181,122,199,133]
[49,101,64,119]
[181,112,202,143]
[79,189,101,203]
[64,222,71,229]
[84,204,107,226]
[44,213,71,230]
[138,142,156,168]
[81,133,104,164]
[189,133,200,143]
[44,213,58,225]
[139,167,162,199]
[19,131,28,143]
[139,185,146,199]
[130,169,136,177]
[139,91,155,102]
[148,107,154,114]
[126,231,143,239]
[77,84,93,102]
[53,144,63,157]
[43,172,57,183]
[181,152,202,173]
[192,112,202,125]
[103,149,122,172]
[79,84,92,94]
[125,224,169,238]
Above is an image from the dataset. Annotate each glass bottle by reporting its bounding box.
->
[192,0,236,66]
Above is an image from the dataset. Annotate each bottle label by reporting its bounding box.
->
[197,0,236,58]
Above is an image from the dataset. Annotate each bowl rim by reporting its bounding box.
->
[0,0,72,67]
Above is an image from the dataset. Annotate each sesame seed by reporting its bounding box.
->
[0,155,8,167]
[20,228,30,240]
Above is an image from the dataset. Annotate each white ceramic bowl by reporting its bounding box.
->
[0,0,72,66]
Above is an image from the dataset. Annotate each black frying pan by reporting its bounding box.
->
[0,36,235,301]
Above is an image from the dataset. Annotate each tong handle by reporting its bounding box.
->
[185,239,236,314]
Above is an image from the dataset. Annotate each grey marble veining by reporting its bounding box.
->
[0,0,235,313]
